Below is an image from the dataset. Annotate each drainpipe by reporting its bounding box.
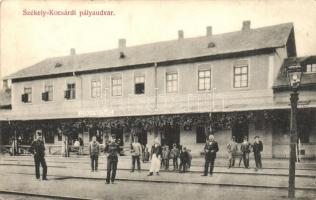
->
[154,62,158,111]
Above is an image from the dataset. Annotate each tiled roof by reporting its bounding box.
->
[274,55,316,88]
[6,23,294,80]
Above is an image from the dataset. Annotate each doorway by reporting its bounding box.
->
[232,121,249,143]
[138,129,147,146]
[161,125,180,147]
[111,127,124,146]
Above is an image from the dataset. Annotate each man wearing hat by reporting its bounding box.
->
[253,136,263,170]
[239,136,251,168]
[227,136,238,169]
[130,136,142,173]
[202,135,219,176]
[104,134,121,184]
[30,131,48,180]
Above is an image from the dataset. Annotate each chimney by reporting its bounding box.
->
[118,38,126,49]
[206,26,212,36]
[242,20,251,31]
[118,38,126,58]
[70,48,76,55]
[178,30,184,40]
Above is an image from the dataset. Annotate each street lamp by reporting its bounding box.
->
[287,63,303,198]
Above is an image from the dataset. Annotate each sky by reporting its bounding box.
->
[1,0,316,79]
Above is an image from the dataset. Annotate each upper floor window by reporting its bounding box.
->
[233,61,248,88]
[306,63,316,73]
[22,87,32,103]
[166,72,178,93]
[65,83,76,99]
[198,69,211,91]
[135,76,145,94]
[42,85,53,101]
[112,76,122,96]
[91,80,101,98]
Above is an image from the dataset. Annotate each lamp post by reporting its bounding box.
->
[286,64,303,198]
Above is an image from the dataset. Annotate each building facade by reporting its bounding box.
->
[1,21,315,158]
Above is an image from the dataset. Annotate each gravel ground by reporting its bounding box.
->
[0,173,315,200]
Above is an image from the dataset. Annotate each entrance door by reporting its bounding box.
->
[232,121,249,143]
[111,127,124,146]
[162,125,180,147]
[138,129,147,146]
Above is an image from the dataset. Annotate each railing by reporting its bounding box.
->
[0,145,31,155]
[0,145,12,154]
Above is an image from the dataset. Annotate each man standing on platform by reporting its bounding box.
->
[130,136,142,172]
[202,135,219,177]
[89,136,100,172]
[30,131,47,181]
[227,136,238,168]
[105,134,121,184]
[253,136,263,171]
[239,136,251,168]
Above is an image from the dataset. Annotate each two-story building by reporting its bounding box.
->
[1,21,315,158]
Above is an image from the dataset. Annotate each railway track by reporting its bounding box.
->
[5,171,316,192]
[0,162,315,179]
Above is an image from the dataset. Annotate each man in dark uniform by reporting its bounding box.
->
[253,136,263,171]
[30,131,47,180]
[105,134,121,184]
[202,134,219,176]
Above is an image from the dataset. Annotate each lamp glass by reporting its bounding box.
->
[287,65,302,88]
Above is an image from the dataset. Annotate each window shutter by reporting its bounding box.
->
[21,94,29,103]
[21,94,25,102]
[64,90,71,99]
[42,92,47,101]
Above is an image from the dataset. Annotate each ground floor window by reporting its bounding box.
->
[298,110,315,143]
[196,126,206,143]
[44,130,54,144]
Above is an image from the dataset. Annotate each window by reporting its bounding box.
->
[198,69,211,91]
[196,126,206,143]
[91,80,101,98]
[66,83,76,99]
[166,72,178,93]
[24,87,32,103]
[43,130,54,144]
[297,110,315,143]
[233,62,248,88]
[112,76,122,96]
[306,64,316,73]
[44,85,53,101]
[135,76,145,94]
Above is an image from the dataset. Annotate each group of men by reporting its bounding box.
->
[30,131,263,184]
[226,135,263,170]
[30,131,121,184]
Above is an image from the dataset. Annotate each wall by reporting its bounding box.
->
[248,122,273,158]
[10,53,276,120]
[272,110,316,159]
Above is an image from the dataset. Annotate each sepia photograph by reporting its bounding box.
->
[0,0,316,199]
